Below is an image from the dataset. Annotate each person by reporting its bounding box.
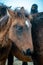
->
[31,4,38,14]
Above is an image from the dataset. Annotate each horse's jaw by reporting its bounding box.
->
[11,44,32,62]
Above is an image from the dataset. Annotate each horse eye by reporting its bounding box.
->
[13,24,23,35]
[14,25,23,31]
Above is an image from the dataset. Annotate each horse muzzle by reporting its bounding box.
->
[23,49,32,56]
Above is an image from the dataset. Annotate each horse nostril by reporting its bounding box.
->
[23,49,32,56]
[22,50,26,55]
[26,49,32,56]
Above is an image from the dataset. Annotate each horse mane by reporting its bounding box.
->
[0,9,14,31]
[0,15,9,31]
[0,9,13,43]
[14,12,26,19]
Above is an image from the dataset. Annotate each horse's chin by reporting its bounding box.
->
[12,44,32,62]
[18,51,32,62]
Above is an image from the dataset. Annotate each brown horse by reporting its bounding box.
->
[8,10,33,61]
[7,9,33,65]
[22,12,43,65]
[31,12,43,65]
[0,8,33,65]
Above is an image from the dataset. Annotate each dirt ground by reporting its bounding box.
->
[6,56,34,65]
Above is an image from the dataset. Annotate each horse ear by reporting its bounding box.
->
[7,9,15,17]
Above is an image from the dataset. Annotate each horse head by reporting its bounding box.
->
[0,8,33,61]
[8,10,33,57]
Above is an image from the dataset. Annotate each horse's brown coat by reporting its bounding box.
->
[31,12,43,65]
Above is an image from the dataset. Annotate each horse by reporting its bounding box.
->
[23,12,43,65]
[31,12,43,65]
[7,10,33,65]
[7,8,33,65]
[0,6,33,65]
[4,6,43,65]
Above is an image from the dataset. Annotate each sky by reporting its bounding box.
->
[0,0,43,13]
